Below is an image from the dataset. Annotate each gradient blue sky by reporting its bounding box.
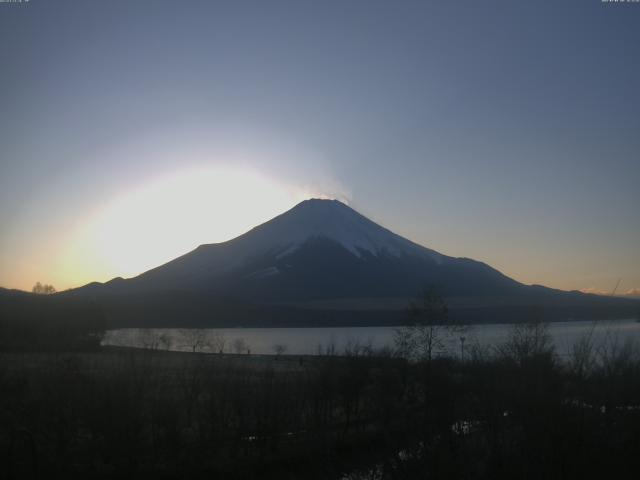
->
[1,0,639,294]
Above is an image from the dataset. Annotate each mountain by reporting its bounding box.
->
[65,199,639,327]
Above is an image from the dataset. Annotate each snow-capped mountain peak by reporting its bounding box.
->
[68,197,544,308]
[237,198,443,262]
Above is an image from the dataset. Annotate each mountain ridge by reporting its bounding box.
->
[61,198,638,326]
[79,199,521,298]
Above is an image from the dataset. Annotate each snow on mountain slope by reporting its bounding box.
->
[63,198,640,325]
[134,199,446,286]
[86,197,522,302]
[237,199,444,262]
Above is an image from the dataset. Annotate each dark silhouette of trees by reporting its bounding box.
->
[32,282,56,294]
[272,343,287,356]
[1,335,640,479]
[2,286,640,479]
[182,328,210,353]
[0,292,105,351]
[495,318,555,366]
[232,337,248,354]
[395,287,464,362]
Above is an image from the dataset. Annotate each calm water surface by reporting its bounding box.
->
[103,319,640,358]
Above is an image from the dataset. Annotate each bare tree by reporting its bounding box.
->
[570,333,597,378]
[182,329,210,353]
[343,337,373,357]
[32,282,56,294]
[272,343,288,357]
[158,332,173,351]
[394,287,463,363]
[392,326,417,359]
[210,332,226,353]
[232,337,248,354]
[496,318,555,366]
[138,329,161,350]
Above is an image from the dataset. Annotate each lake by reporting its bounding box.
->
[102,318,640,358]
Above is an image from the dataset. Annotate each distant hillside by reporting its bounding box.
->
[0,289,106,351]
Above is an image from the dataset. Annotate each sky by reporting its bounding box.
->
[1,0,639,295]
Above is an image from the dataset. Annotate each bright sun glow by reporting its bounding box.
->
[61,168,311,285]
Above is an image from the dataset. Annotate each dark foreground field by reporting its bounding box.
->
[2,335,640,480]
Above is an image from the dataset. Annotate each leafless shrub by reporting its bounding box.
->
[317,340,337,356]
[138,329,161,350]
[467,339,491,364]
[158,332,173,351]
[210,332,226,353]
[32,282,56,294]
[495,319,555,366]
[570,333,597,377]
[232,337,248,354]
[272,344,288,356]
[181,329,210,353]
[343,337,373,357]
[597,334,638,378]
[394,288,465,362]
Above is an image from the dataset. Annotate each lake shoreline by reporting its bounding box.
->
[102,318,640,357]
